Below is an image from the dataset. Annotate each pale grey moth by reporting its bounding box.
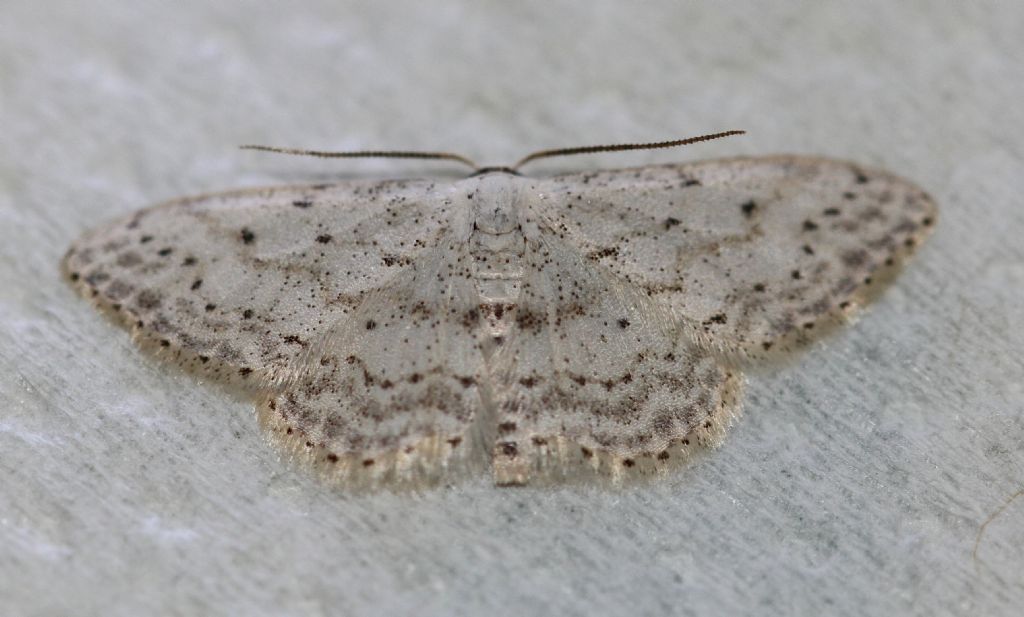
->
[63,132,936,487]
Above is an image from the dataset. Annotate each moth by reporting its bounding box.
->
[63,132,936,486]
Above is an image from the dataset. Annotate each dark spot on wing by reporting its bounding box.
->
[842,249,868,268]
[136,289,161,309]
[704,313,727,325]
[588,246,619,259]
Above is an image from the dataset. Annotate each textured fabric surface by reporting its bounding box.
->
[2,2,1021,616]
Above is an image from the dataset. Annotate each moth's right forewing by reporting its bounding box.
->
[538,156,936,357]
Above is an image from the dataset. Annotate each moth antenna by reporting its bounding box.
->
[240,145,479,170]
[512,130,746,170]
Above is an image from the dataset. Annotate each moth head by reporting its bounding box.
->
[468,172,522,235]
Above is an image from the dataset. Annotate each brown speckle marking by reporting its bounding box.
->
[705,313,727,325]
[136,289,162,309]
[240,228,255,244]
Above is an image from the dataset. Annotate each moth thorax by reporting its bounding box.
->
[470,230,526,305]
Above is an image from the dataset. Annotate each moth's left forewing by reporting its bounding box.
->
[63,179,452,388]
[537,156,936,357]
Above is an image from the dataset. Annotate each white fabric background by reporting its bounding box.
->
[2,2,1022,616]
